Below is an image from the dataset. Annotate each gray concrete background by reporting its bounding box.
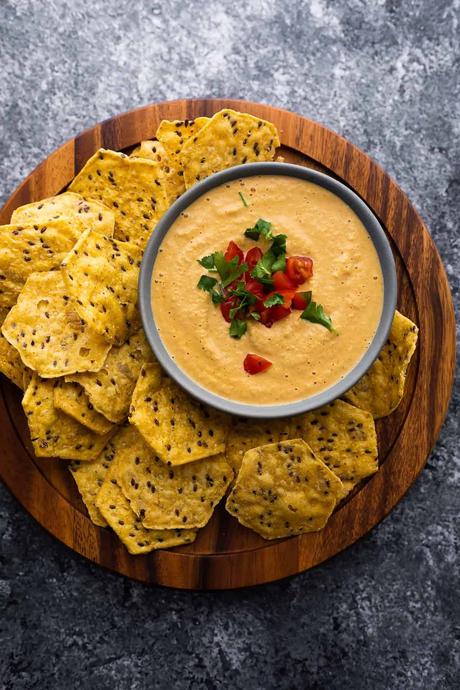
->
[0,1,459,688]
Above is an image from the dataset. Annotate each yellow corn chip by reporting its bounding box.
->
[180,109,280,188]
[22,374,114,460]
[226,439,343,539]
[225,419,294,477]
[113,424,232,530]
[66,329,155,423]
[156,117,210,160]
[68,149,169,248]
[11,192,115,236]
[1,271,110,378]
[130,140,184,202]
[61,229,142,345]
[54,379,114,434]
[129,366,228,465]
[0,220,88,308]
[0,330,29,389]
[343,311,418,418]
[290,400,378,497]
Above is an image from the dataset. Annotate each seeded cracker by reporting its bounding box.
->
[155,117,210,160]
[68,149,169,248]
[54,379,114,434]
[11,192,115,236]
[95,425,197,552]
[130,140,184,202]
[1,271,110,378]
[343,311,418,418]
[23,374,114,460]
[0,220,88,308]
[290,400,378,497]
[61,230,142,345]
[226,439,343,539]
[180,109,280,188]
[129,366,228,465]
[66,329,155,424]
[113,424,233,529]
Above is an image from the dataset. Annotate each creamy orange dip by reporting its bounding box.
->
[152,175,383,405]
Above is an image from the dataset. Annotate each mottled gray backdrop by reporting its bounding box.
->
[0,1,459,689]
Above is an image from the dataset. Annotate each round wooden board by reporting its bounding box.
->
[0,100,455,590]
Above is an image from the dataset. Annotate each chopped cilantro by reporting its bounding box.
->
[300,301,337,334]
[250,311,261,321]
[197,254,216,270]
[251,233,287,282]
[229,319,247,339]
[263,293,284,307]
[244,218,273,241]
[197,275,218,292]
[212,252,248,287]
[239,191,249,208]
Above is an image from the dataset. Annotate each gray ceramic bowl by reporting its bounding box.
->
[139,162,397,418]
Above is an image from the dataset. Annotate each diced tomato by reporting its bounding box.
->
[292,292,310,310]
[244,247,263,279]
[220,296,240,323]
[224,240,244,264]
[286,256,313,286]
[259,305,291,328]
[272,271,296,291]
[264,289,296,309]
[244,353,272,375]
[245,279,265,301]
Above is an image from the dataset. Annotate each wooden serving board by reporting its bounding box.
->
[0,100,455,590]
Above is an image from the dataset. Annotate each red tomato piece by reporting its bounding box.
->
[244,247,263,279]
[245,279,265,300]
[224,240,244,264]
[286,256,313,286]
[244,353,272,375]
[259,305,291,328]
[292,292,310,310]
[272,271,296,291]
[264,289,296,309]
[220,297,240,323]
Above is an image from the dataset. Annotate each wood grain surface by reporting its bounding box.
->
[0,99,455,589]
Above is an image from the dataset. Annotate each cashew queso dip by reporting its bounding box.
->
[152,175,384,405]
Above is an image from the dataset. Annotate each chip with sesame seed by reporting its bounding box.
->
[226,439,343,539]
[22,374,115,461]
[54,379,114,435]
[225,419,294,478]
[289,400,378,498]
[11,192,115,236]
[343,311,418,418]
[129,366,228,465]
[130,140,184,202]
[1,271,110,378]
[61,229,143,346]
[179,109,280,189]
[156,117,210,162]
[0,329,30,390]
[68,149,169,249]
[66,329,156,424]
[112,424,232,530]
[0,219,89,308]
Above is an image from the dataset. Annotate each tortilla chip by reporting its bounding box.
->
[129,367,228,465]
[180,109,280,188]
[156,117,210,160]
[11,192,115,236]
[113,424,232,529]
[54,379,114,434]
[66,329,155,423]
[0,330,29,389]
[225,419,294,477]
[226,439,343,539]
[68,148,169,248]
[1,271,110,378]
[22,374,114,460]
[290,400,378,497]
[0,220,88,308]
[343,311,418,418]
[61,230,142,345]
[130,140,184,202]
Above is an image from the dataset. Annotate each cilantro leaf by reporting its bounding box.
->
[212,252,248,288]
[197,254,216,270]
[250,311,261,321]
[197,275,218,292]
[239,191,249,208]
[300,301,338,334]
[263,293,285,307]
[244,218,273,241]
[229,319,247,339]
[211,288,224,304]
[251,234,287,282]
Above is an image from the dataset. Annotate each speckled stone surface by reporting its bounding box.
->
[0,1,459,688]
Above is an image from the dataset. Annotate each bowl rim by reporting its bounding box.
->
[139,162,397,419]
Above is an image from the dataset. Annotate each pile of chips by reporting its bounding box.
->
[0,109,418,554]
